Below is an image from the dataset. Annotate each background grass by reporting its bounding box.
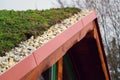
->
[0,7,81,56]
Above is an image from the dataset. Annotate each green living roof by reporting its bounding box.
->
[0,7,81,56]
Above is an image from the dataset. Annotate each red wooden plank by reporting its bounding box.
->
[0,54,37,80]
[82,10,97,27]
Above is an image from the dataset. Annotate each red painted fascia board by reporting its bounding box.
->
[82,10,97,27]
[0,54,37,80]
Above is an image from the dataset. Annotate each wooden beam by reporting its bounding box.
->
[93,21,110,80]
[57,58,63,80]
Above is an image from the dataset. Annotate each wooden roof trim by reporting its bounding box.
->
[94,19,111,80]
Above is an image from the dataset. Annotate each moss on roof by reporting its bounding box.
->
[0,7,81,56]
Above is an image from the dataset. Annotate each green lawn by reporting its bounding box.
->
[0,7,81,56]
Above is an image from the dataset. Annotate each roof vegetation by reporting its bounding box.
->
[0,7,81,56]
